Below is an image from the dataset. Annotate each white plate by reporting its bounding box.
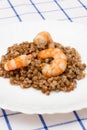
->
[0,21,87,114]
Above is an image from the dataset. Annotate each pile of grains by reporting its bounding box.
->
[0,41,86,95]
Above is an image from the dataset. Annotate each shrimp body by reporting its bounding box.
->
[4,54,32,71]
[33,31,53,45]
[38,48,67,77]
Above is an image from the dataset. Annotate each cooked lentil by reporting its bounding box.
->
[0,41,86,95]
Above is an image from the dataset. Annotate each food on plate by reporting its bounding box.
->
[0,31,86,95]
[4,54,32,71]
[33,31,53,45]
[33,31,55,48]
[38,48,67,77]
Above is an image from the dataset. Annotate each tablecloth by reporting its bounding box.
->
[0,0,87,130]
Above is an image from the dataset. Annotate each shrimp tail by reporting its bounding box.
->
[4,54,32,71]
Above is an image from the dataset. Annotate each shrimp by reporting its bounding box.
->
[33,31,54,47]
[38,48,67,77]
[4,54,32,71]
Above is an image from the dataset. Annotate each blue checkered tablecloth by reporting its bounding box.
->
[0,0,87,130]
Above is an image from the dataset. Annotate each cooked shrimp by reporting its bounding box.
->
[4,54,32,71]
[38,48,67,77]
[33,31,54,47]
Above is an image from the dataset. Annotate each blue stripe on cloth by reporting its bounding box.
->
[34,116,87,130]
[34,119,77,130]
[73,111,86,130]
[0,6,87,21]
[0,15,16,20]
[77,0,87,10]
[38,115,48,130]
[56,15,87,21]
[7,0,22,22]
[0,4,82,11]
[0,1,53,10]
[29,0,45,20]
[1,109,12,130]
[0,112,21,118]
[53,0,73,22]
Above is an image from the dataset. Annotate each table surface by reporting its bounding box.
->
[0,0,87,130]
